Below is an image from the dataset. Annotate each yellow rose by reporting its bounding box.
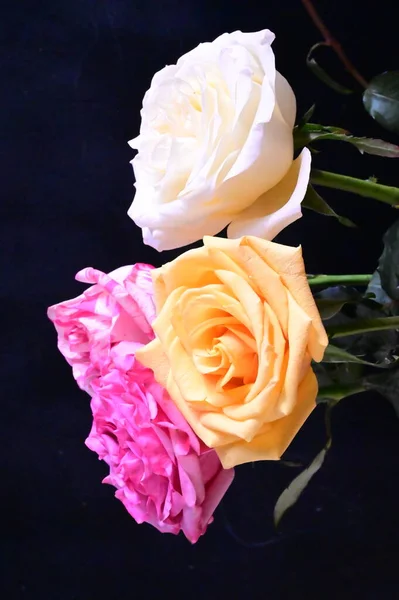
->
[136,236,328,469]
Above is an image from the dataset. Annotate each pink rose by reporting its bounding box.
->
[47,264,156,393]
[48,265,234,542]
[86,347,234,542]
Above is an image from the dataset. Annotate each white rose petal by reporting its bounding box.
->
[128,30,311,251]
[227,148,312,241]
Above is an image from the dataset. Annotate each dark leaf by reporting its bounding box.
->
[307,43,354,95]
[366,271,393,306]
[312,362,334,389]
[326,316,399,340]
[317,383,364,403]
[325,300,399,365]
[296,104,316,129]
[363,368,399,417]
[302,185,356,228]
[363,71,399,134]
[313,361,364,393]
[376,218,399,301]
[315,285,363,320]
[316,299,350,320]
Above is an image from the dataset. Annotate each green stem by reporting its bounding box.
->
[308,274,372,287]
[326,316,399,338]
[311,169,399,207]
[318,382,366,402]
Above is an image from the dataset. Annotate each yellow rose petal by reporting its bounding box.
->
[138,235,327,469]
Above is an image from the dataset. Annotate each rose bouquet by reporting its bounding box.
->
[49,9,399,542]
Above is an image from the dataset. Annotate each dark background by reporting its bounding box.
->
[2,0,399,598]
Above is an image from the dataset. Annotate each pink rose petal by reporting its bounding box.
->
[48,263,234,542]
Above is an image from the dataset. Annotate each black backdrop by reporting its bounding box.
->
[2,1,399,598]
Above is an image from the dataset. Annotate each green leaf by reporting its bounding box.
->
[315,285,364,319]
[363,71,399,134]
[316,298,350,320]
[307,43,354,95]
[294,124,399,157]
[296,104,316,129]
[327,300,399,365]
[363,368,399,418]
[347,137,399,158]
[313,361,364,391]
[376,218,399,301]
[302,185,356,228]
[301,123,348,134]
[274,445,329,526]
[274,403,337,527]
[317,382,366,403]
[323,344,375,365]
[366,271,393,306]
[322,343,396,368]
[326,316,399,339]
[281,460,303,468]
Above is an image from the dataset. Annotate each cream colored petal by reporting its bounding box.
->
[191,315,239,350]
[204,377,251,408]
[214,269,264,341]
[131,211,230,252]
[275,72,296,129]
[212,242,289,335]
[218,109,294,208]
[202,235,328,361]
[166,337,208,403]
[279,292,312,415]
[151,249,220,306]
[171,287,229,353]
[224,302,286,419]
[166,371,239,449]
[216,368,318,468]
[245,235,328,362]
[135,328,232,448]
[227,147,311,241]
[135,337,170,389]
[199,410,261,442]
[176,287,253,332]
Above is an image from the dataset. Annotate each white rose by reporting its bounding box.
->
[128,29,311,251]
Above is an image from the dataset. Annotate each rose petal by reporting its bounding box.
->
[216,369,318,468]
[227,147,312,241]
